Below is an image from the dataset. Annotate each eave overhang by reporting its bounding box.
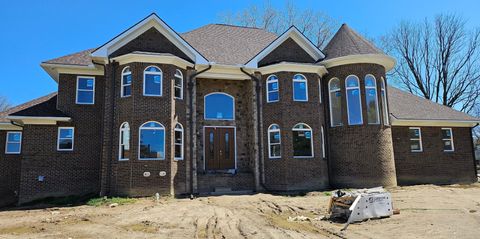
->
[41,63,104,82]
[320,54,396,72]
[258,62,328,76]
[6,116,72,125]
[112,52,194,69]
[390,118,480,127]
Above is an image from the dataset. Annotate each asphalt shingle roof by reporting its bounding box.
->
[0,92,60,123]
[43,48,96,66]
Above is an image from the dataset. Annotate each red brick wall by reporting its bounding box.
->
[0,130,22,207]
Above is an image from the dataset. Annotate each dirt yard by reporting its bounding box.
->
[0,184,479,239]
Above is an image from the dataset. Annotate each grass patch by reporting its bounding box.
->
[324,192,332,196]
[86,197,137,207]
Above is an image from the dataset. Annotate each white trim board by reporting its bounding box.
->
[390,118,480,127]
[257,62,328,76]
[6,116,71,125]
[321,54,396,72]
[112,52,194,69]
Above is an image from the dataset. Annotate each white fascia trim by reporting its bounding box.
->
[391,118,480,127]
[195,64,254,80]
[6,116,71,125]
[112,53,194,69]
[41,63,104,83]
[0,123,22,130]
[91,14,208,64]
[321,54,396,72]
[258,62,328,76]
[245,27,325,68]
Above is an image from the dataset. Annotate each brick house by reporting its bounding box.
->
[1,13,478,206]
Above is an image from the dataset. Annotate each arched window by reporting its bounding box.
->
[174,69,183,99]
[365,75,380,124]
[381,78,389,125]
[121,66,132,97]
[345,75,363,125]
[204,93,234,120]
[328,78,342,127]
[119,122,130,160]
[139,121,165,160]
[174,123,184,160]
[266,75,279,102]
[293,74,308,101]
[268,124,281,159]
[292,123,313,158]
[143,66,162,96]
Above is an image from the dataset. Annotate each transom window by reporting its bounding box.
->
[204,93,234,120]
[329,78,342,127]
[139,122,165,160]
[381,78,389,125]
[121,67,132,97]
[143,66,163,96]
[174,69,183,100]
[266,75,279,103]
[5,132,22,154]
[57,127,74,151]
[174,123,184,160]
[441,128,454,152]
[409,127,423,152]
[268,124,281,159]
[76,76,95,104]
[365,75,380,124]
[292,123,313,158]
[345,75,363,125]
[293,74,308,101]
[119,122,130,160]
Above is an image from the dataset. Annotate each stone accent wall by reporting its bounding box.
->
[259,38,316,67]
[392,126,477,185]
[324,64,397,188]
[0,130,22,207]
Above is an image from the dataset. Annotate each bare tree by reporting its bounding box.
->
[0,95,10,112]
[382,14,480,114]
[218,0,338,48]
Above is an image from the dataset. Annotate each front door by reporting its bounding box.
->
[204,127,235,171]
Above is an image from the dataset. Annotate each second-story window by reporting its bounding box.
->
[143,66,162,96]
[293,74,308,101]
[346,75,363,125]
[204,93,235,120]
[381,78,389,125]
[365,74,379,124]
[121,66,132,97]
[329,78,342,127]
[76,76,95,104]
[174,69,183,99]
[266,75,279,103]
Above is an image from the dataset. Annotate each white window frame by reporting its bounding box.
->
[409,127,423,152]
[318,79,322,103]
[321,126,325,158]
[381,77,389,125]
[121,66,132,98]
[138,121,166,160]
[292,74,308,102]
[345,75,363,125]
[174,69,183,100]
[75,76,95,105]
[204,92,235,121]
[5,131,22,154]
[143,66,163,97]
[174,123,184,160]
[267,124,281,159]
[441,128,455,152]
[365,74,380,124]
[292,123,314,158]
[119,122,130,161]
[57,127,74,151]
[328,78,342,127]
[266,75,279,103]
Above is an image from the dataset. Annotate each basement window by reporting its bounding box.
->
[76,76,95,104]
[5,131,22,154]
[268,124,281,159]
[441,128,454,152]
[292,123,313,158]
[57,127,74,151]
[409,127,422,152]
[174,69,183,100]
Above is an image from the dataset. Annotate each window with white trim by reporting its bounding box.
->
[292,123,313,158]
[76,76,95,104]
[121,67,132,97]
[139,121,165,160]
[346,75,363,125]
[293,74,308,101]
[119,122,130,160]
[143,66,162,96]
[174,69,183,99]
[266,75,279,102]
[204,93,235,120]
[5,132,21,154]
[174,123,184,160]
[268,124,281,159]
[57,127,74,151]
[365,75,380,124]
[321,126,325,158]
[409,127,422,152]
[441,128,454,152]
[381,78,389,125]
[329,78,342,127]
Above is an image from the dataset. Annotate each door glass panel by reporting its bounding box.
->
[225,132,230,159]
[209,131,214,158]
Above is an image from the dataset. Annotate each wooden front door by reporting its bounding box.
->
[204,127,235,170]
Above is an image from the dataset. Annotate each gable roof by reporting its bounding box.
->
[182,24,277,65]
[43,49,95,66]
[9,95,67,118]
[388,86,479,123]
[0,92,58,123]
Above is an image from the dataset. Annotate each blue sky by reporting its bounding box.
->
[1,0,479,105]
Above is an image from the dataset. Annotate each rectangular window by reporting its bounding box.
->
[409,127,422,152]
[268,130,281,158]
[5,132,22,154]
[76,76,95,104]
[267,81,279,102]
[293,129,313,158]
[441,128,454,152]
[57,127,74,151]
[321,126,325,158]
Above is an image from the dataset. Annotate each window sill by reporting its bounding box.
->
[138,158,165,161]
[5,152,21,155]
[174,158,184,161]
[118,159,129,161]
[269,157,281,160]
[410,150,423,153]
[143,94,163,97]
[293,156,314,159]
